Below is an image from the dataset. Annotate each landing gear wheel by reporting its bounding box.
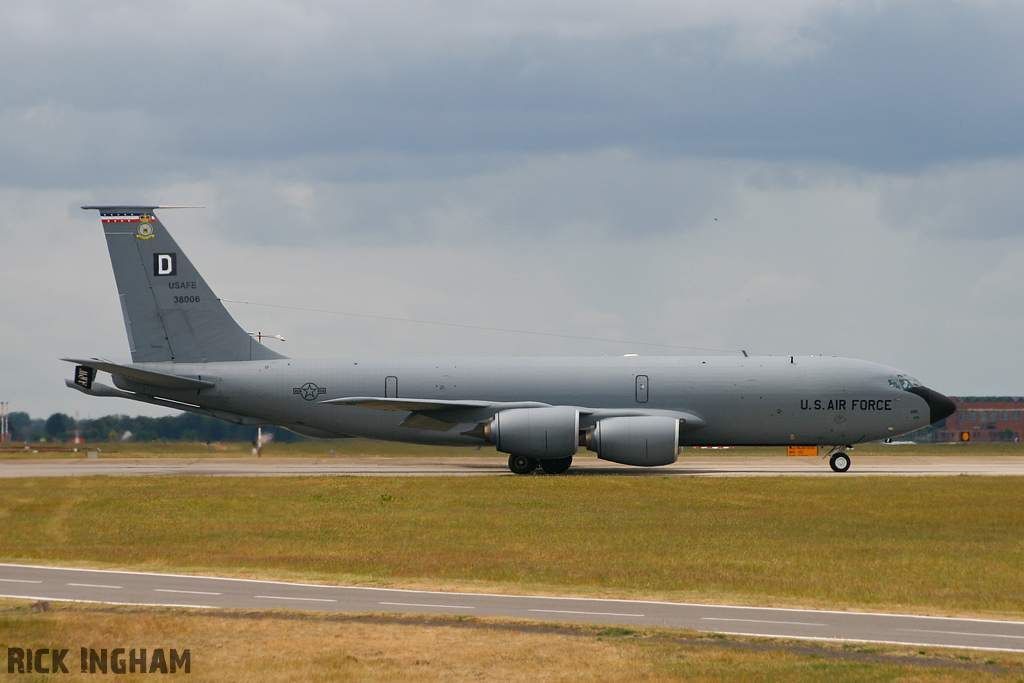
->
[829,452,851,472]
[539,456,573,475]
[508,454,538,474]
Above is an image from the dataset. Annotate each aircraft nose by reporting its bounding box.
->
[908,386,956,424]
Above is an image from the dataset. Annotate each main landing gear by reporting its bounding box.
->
[826,446,852,472]
[508,454,537,474]
[507,455,573,475]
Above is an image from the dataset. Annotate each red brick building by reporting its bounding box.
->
[930,397,1024,443]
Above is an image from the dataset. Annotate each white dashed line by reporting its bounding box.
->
[702,618,825,626]
[380,602,475,610]
[67,583,121,589]
[897,628,1024,640]
[528,609,644,617]
[255,595,336,603]
[154,589,223,596]
[0,578,42,584]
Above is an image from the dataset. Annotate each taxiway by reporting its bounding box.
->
[2,564,1022,652]
[1,454,1022,478]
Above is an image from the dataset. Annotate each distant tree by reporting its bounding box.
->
[7,412,42,442]
[17,411,308,443]
[8,412,31,430]
[80,415,124,442]
[44,413,75,441]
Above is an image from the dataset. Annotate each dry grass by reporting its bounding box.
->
[1,476,1023,617]
[1,600,1020,682]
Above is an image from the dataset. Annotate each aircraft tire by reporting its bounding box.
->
[508,454,538,474]
[539,456,573,475]
[829,452,851,472]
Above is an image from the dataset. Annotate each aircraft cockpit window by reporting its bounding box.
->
[892,376,922,390]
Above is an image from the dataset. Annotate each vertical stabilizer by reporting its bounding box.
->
[83,206,285,363]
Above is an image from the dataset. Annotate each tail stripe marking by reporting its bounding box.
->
[101,213,142,223]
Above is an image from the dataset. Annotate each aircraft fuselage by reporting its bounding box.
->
[115,354,935,447]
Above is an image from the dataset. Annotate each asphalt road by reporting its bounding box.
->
[2,564,1023,652]
[1,454,1023,478]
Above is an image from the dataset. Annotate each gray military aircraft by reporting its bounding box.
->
[67,206,955,474]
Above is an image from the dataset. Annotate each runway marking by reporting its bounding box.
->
[67,583,121,589]
[0,594,217,609]
[702,617,826,626]
[697,630,1024,654]
[528,609,645,617]
[6,562,1024,626]
[154,589,223,596]
[0,578,42,584]
[380,602,475,610]
[255,595,336,603]
[896,628,1024,640]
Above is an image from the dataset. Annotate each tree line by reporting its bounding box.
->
[5,411,306,443]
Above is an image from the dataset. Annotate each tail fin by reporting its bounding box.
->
[83,206,286,363]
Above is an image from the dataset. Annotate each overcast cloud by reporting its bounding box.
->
[1,0,1022,419]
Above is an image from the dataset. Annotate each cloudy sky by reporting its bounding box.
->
[2,0,1023,419]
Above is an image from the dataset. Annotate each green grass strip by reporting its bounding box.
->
[2,476,1022,616]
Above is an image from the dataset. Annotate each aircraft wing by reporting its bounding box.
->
[62,358,215,390]
[323,396,706,433]
[321,397,552,431]
[321,397,549,411]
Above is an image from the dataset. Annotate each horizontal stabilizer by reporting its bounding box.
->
[65,378,127,398]
[62,358,215,390]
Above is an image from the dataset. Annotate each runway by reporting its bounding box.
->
[2,563,1023,652]
[1,454,1023,478]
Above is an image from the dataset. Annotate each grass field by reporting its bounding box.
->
[2,601,1021,682]
[1,474,1023,617]
[4,444,1024,679]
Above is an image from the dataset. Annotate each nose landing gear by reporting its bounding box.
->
[826,446,852,472]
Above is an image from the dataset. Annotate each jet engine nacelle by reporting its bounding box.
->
[488,406,579,459]
[588,415,679,467]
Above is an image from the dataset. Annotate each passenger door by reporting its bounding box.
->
[635,375,649,403]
